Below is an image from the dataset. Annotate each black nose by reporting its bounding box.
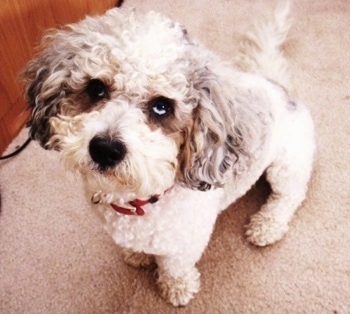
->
[89,136,126,169]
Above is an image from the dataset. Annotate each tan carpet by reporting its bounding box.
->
[1,0,350,312]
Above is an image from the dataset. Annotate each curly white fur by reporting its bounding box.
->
[23,2,315,306]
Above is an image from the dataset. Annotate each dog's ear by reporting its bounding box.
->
[23,47,68,149]
[178,68,246,191]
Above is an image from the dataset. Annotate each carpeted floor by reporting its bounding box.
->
[1,0,350,313]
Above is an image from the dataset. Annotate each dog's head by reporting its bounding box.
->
[23,9,244,199]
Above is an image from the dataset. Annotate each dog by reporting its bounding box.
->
[23,2,315,306]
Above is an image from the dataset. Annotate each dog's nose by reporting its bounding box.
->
[89,136,126,169]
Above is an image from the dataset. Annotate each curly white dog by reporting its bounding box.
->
[23,2,315,306]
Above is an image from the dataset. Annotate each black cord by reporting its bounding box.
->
[116,0,124,7]
[0,137,32,160]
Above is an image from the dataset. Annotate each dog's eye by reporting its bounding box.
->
[87,79,108,102]
[149,96,174,118]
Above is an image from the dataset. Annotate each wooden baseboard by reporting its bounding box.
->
[0,98,30,155]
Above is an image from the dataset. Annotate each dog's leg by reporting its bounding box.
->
[246,111,315,246]
[122,249,155,270]
[155,255,200,307]
[245,173,302,246]
[246,162,311,246]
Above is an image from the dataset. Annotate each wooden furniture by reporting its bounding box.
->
[0,0,117,154]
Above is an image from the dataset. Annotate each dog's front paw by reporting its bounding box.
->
[156,267,200,307]
[123,250,156,270]
[245,212,289,246]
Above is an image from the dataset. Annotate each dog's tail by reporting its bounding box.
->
[235,0,292,89]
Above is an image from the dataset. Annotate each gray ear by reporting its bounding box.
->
[178,69,245,190]
[23,49,68,149]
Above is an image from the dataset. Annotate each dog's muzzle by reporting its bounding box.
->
[89,136,126,169]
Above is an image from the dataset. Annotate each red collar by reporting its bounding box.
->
[110,195,160,216]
